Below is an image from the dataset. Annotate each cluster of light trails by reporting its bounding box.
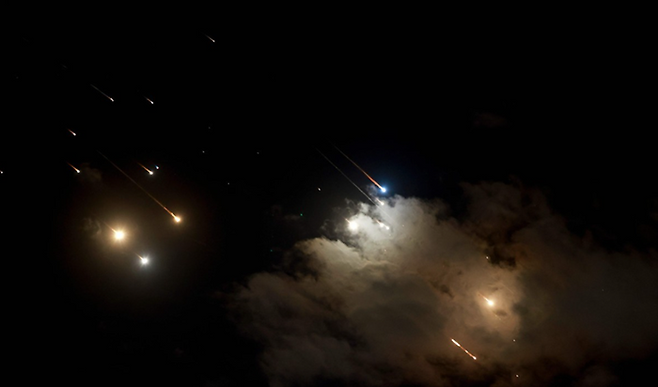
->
[98,151,180,223]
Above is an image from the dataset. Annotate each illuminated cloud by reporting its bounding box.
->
[228,182,658,386]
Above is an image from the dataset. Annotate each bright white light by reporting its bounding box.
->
[487,299,495,307]
[140,256,149,265]
[173,215,181,223]
[347,220,358,232]
[380,187,387,193]
[114,230,125,240]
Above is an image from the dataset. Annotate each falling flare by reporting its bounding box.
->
[66,162,81,173]
[137,162,154,175]
[98,151,180,223]
[451,338,477,360]
[316,148,378,206]
[334,145,386,192]
[478,292,495,307]
[90,84,114,102]
[137,254,149,265]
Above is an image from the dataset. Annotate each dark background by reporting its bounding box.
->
[5,21,656,386]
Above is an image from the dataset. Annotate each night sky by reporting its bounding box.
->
[6,24,658,386]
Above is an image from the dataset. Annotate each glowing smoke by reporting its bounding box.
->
[227,182,658,386]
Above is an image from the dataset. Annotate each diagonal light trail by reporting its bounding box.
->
[451,338,477,360]
[334,145,386,192]
[316,148,377,206]
[97,151,180,222]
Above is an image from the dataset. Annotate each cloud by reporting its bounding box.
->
[227,182,658,386]
[79,162,102,184]
[82,217,102,239]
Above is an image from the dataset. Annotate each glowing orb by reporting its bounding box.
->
[114,230,125,240]
[347,220,358,231]
[173,215,181,223]
[140,256,149,265]
[380,187,387,193]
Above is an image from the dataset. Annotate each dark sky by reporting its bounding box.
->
[5,23,657,386]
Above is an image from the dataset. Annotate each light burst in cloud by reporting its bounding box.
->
[228,182,658,386]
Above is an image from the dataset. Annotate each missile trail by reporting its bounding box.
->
[478,293,495,307]
[90,84,114,102]
[334,145,386,192]
[97,151,180,222]
[451,338,477,360]
[66,162,80,173]
[316,148,377,206]
[137,162,154,175]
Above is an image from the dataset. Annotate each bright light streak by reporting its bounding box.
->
[137,162,154,175]
[90,84,114,102]
[98,151,179,222]
[66,162,80,173]
[478,293,495,307]
[334,145,386,192]
[316,148,378,206]
[451,338,477,360]
[67,129,77,136]
[138,255,149,265]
